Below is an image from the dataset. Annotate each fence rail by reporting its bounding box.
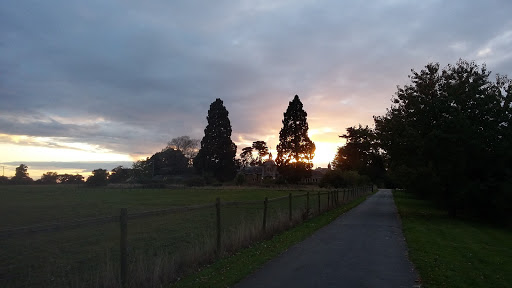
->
[1,185,373,287]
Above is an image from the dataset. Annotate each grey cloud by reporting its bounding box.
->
[1,1,511,161]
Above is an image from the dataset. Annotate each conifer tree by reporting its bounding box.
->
[276,95,316,182]
[194,98,237,182]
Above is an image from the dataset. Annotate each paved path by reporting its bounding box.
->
[234,189,419,288]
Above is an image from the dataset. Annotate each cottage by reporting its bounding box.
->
[239,158,278,183]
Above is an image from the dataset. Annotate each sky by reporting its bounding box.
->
[1,0,512,179]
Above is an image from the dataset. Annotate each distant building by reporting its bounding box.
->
[239,158,278,183]
[301,163,331,184]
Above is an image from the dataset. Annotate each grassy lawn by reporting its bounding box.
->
[0,184,359,287]
[0,185,311,228]
[393,190,512,288]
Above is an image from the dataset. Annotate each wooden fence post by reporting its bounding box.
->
[120,208,127,288]
[327,191,330,209]
[263,197,268,232]
[317,191,321,213]
[306,192,310,218]
[216,198,221,256]
[289,193,292,223]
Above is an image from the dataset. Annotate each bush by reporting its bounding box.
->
[235,173,246,186]
[319,170,370,188]
[184,176,206,187]
[0,176,10,185]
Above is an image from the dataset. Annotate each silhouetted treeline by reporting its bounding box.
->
[331,59,511,224]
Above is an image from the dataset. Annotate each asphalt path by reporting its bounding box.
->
[234,189,419,288]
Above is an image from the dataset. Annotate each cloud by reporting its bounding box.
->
[1,0,512,167]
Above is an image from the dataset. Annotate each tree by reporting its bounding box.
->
[239,146,254,168]
[252,141,269,165]
[332,125,386,185]
[132,158,152,183]
[166,136,200,166]
[86,169,109,186]
[108,166,131,183]
[58,174,84,184]
[194,98,237,182]
[0,176,9,185]
[239,141,270,168]
[374,59,512,221]
[40,171,59,184]
[150,148,188,176]
[275,95,316,183]
[10,164,33,184]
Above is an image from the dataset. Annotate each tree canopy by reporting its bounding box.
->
[10,164,33,184]
[150,148,188,176]
[86,169,109,186]
[166,136,200,166]
[40,171,59,184]
[332,125,386,185]
[276,95,316,183]
[58,174,84,184]
[252,141,269,165]
[108,166,131,183]
[374,59,512,221]
[194,98,237,182]
[239,140,270,167]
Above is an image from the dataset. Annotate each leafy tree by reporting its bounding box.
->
[132,158,152,183]
[332,125,386,185]
[0,176,9,185]
[86,169,109,186]
[252,141,269,165]
[275,95,316,183]
[374,59,512,221]
[150,148,188,176]
[10,164,33,184]
[239,146,254,168]
[40,171,59,184]
[194,98,237,182]
[58,174,84,184]
[239,141,270,167]
[166,136,200,166]
[108,166,131,183]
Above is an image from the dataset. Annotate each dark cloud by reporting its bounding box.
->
[1,1,511,165]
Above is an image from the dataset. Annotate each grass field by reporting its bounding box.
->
[393,190,512,288]
[0,185,313,228]
[0,184,358,287]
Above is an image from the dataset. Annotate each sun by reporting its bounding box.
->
[311,141,339,168]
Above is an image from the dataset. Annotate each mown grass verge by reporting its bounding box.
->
[172,194,370,288]
[393,190,512,288]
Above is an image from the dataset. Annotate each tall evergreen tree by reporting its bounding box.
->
[194,98,237,182]
[276,95,316,183]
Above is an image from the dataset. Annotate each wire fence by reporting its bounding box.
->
[0,186,373,287]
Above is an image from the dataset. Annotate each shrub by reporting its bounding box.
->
[319,169,370,188]
[184,176,205,187]
[235,173,246,186]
